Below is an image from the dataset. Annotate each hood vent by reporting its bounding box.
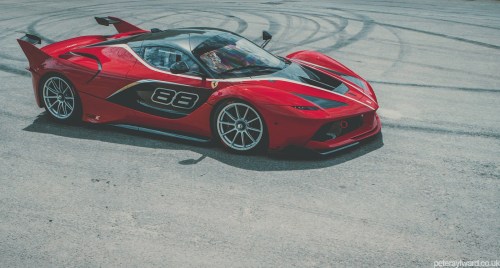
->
[298,65,349,95]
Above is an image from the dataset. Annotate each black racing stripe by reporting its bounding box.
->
[294,64,350,95]
[107,81,213,119]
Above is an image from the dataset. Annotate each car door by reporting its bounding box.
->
[108,45,214,119]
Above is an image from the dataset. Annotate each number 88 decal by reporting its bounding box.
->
[151,88,199,109]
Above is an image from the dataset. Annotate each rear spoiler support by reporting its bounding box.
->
[17,33,50,69]
[94,16,146,34]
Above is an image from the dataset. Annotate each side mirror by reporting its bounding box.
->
[261,31,272,48]
[263,31,272,41]
[170,61,190,74]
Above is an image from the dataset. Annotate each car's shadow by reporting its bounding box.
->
[23,113,384,171]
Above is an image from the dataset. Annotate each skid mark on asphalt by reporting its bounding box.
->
[380,27,410,77]
[319,9,375,53]
[339,7,500,31]
[370,81,500,94]
[382,121,500,140]
[376,22,500,50]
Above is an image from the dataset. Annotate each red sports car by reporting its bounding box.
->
[18,16,381,154]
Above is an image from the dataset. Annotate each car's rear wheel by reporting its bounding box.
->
[41,75,81,123]
[214,100,266,153]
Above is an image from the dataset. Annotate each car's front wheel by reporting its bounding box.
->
[214,100,266,153]
[41,75,81,123]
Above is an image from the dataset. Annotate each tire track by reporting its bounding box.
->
[0,64,29,77]
[370,80,500,94]
[340,7,500,31]
[376,21,500,50]
[380,27,410,77]
[382,121,500,140]
[271,13,347,54]
[318,10,375,53]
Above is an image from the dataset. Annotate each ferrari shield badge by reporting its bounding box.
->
[211,80,218,89]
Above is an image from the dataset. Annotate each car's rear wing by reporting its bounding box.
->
[95,16,146,34]
[17,33,50,69]
[19,33,42,45]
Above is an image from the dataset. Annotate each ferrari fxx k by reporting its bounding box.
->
[18,16,381,154]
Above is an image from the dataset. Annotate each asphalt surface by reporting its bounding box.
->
[1,0,499,267]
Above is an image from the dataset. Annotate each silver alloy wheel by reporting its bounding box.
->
[42,77,75,119]
[216,102,263,151]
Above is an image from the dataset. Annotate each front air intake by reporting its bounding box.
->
[312,115,363,141]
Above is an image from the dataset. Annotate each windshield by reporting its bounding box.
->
[192,33,285,78]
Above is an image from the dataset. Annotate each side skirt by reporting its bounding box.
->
[112,124,211,143]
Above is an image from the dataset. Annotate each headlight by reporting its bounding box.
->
[295,94,347,109]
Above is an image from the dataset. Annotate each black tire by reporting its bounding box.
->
[212,99,268,154]
[40,74,82,123]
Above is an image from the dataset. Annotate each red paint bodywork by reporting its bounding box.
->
[18,21,381,153]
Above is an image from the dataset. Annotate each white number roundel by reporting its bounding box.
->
[151,88,199,109]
